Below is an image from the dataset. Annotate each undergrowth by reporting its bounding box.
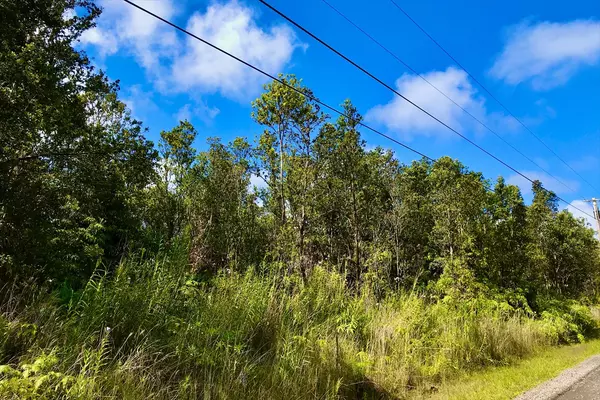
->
[0,252,597,399]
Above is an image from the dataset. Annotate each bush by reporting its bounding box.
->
[1,252,596,399]
[538,300,598,344]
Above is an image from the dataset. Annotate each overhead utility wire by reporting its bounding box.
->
[387,0,599,193]
[122,0,432,162]
[121,0,594,219]
[319,0,575,193]
[3,151,114,165]
[257,0,593,218]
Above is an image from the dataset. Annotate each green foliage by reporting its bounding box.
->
[143,121,198,243]
[3,0,598,298]
[1,253,596,399]
[186,138,266,271]
[0,0,156,284]
[537,299,598,343]
[2,2,600,399]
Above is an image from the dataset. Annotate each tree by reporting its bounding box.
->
[251,75,325,280]
[313,101,368,279]
[526,180,559,296]
[145,121,197,243]
[386,159,434,287]
[484,177,529,290]
[0,0,156,283]
[526,181,599,297]
[427,157,488,262]
[313,101,397,285]
[426,157,488,296]
[187,138,265,272]
[544,211,599,297]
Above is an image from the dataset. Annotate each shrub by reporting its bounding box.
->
[0,253,597,399]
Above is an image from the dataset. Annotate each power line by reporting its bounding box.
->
[121,0,595,219]
[387,0,599,193]
[122,0,432,163]
[257,0,594,218]
[318,0,575,194]
[1,151,110,165]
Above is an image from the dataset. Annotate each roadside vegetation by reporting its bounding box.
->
[1,1,600,399]
[425,338,600,400]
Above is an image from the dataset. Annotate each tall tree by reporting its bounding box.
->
[386,159,434,287]
[313,102,368,278]
[485,177,529,289]
[251,75,325,280]
[0,0,156,283]
[427,157,488,296]
[145,121,197,242]
[526,180,559,295]
[313,101,396,284]
[187,138,265,272]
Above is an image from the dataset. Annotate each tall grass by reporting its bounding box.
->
[0,252,596,399]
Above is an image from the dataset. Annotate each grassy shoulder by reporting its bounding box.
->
[419,339,600,400]
[1,256,599,399]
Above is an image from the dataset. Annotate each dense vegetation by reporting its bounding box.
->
[1,1,599,398]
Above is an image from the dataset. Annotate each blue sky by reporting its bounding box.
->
[78,0,600,231]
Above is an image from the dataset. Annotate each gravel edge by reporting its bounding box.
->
[514,354,600,400]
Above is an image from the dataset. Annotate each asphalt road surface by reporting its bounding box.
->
[555,367,600,400]
[516,355,600,400]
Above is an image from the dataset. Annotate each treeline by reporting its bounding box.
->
[143,79,600,306]
[3,1,600,398]
[1,0,599,306]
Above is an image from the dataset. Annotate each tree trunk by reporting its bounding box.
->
[351,178,360,283]
[278,128,286,225]
[299,205,307,284]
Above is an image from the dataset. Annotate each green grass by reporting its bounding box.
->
[1,252,598,399]
[421,339,600,400]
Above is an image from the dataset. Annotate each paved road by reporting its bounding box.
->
[516,355,600,400]
[556,367,600,400]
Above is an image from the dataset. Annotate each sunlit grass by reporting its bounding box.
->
[421,339,600,400]
[0,252,597,399]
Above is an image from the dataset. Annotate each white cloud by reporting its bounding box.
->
[80,26,119,57]
[566,200,599,237]
[490,20,600,90]
[80,0,303,101]
[176,101,220,125]
[88,0,181,72]
[506,171,580,195]
[249,173,268,191]
[171,2,302,100]
[365,67,489,139]
[121,85,159,120]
